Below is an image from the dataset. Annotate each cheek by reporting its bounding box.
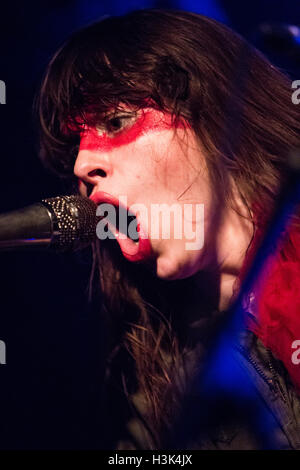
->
[118,131,200,209]
[77,178,88,197]
[124,135,175,196]
[78,178,84,192]
[138,130,200,196]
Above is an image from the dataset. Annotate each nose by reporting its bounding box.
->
[74,149,113,189]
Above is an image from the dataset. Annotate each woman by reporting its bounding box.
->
[37,9,300,449]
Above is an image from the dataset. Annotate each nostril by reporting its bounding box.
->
[88,169,107,178]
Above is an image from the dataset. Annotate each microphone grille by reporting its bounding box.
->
[42,195,97,251]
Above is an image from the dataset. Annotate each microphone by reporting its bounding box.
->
[0,195,98,252]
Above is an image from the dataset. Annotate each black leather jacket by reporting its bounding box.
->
[187,328,300,450]
[116,325,300,450]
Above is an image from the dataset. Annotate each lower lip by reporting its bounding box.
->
[90,191,154,262]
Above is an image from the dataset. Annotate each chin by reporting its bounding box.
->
[155,255,178,280]
[155,254,190,280]
[156,247,203,281]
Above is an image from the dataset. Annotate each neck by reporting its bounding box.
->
[203,198,255,312]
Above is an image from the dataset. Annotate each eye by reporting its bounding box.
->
[97,112,137,136]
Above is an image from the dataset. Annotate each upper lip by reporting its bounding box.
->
[90,190,122,206]
[89,190,136,218]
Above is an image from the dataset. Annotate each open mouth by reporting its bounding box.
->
[90,191,153,262]
[107,206,139,243]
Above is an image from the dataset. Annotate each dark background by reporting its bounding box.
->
[0,0,299,449]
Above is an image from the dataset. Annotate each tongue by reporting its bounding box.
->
[106,220,140,258]
[116,230,140,256]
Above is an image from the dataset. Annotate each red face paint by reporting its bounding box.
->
[79,108,188,153]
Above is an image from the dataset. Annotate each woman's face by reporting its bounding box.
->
[74,106,216,280]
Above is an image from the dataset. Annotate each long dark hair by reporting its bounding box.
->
[36,9,300,448]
